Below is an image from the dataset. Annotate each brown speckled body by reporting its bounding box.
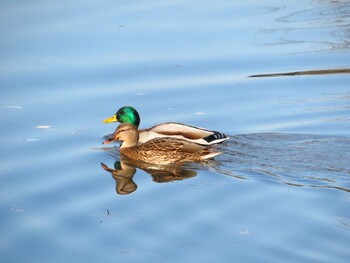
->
[120,137,218,165]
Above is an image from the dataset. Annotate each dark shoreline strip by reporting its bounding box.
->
[248,68,350,78]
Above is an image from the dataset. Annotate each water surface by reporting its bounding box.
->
[1,1,350,262]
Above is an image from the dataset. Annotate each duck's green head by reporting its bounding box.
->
[102,106,140,127]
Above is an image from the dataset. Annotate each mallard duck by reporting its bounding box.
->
[103,123,221,165]
[103,106,228,146]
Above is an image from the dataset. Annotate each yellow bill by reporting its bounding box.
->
[102,115,118,123]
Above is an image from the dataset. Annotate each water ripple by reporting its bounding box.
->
[215,133,350,192]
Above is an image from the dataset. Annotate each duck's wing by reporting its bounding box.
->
[137,137,204,152]
[140,122,228,145]
[143,137,222,160]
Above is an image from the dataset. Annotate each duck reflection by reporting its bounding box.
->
[101,159,197,195]
[101,161,138,195]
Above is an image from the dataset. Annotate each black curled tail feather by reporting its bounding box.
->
[203,132,227,143]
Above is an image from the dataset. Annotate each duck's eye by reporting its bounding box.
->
[117,128,130,134]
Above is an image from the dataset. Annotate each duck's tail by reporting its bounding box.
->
[202,151,222,160]
[203,132,228,145]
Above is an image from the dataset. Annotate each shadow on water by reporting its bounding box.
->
[100,132,350,195]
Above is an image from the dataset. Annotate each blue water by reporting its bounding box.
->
[1,1,350,262]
